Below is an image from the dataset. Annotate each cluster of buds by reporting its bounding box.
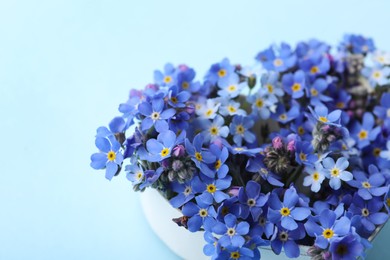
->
[162,145,197,183]
[263,136,296,175]
[307,246,332,260]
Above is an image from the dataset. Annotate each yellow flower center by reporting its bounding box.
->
[322,228,334,239]
[218,69,227,77]
[236,125,245,134]
[170,97,178,103]
[136,171,143,180]
[311,88,319,96]
[273,58,283,67]
[207,184,216,193]
[362,181,371,189]
[312,172,320,181]
[279,114,287,120]
[247,198,256,207]
[228,85,237,92]
[215,160,221,170]
[163,75,172,83]
[182,81,189,89]
[199,209,208,217]
[255,98,264,108]
[267,84,274,93]
[160,148,170,157]
[221,206,229,216]
[151,112,160,120]
[280,207,290,216]
[373,71,381,79]
[291,83,301,92]
[228,105,237,113]
[210,126,219,136]
[107,151,116,161]
[205,109,213,117]
[336,102,345,109]
[195,152,202,161]
[331,168,340,177]
[299,152,307,161]
[386,198,390,207]
[319,116,328,123]
[358,130,368,140]
[298,126,305,135]
[230,252,240,259]
[310,66,319,74]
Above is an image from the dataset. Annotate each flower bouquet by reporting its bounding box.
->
[90,34,390,259]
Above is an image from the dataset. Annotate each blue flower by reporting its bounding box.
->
[216,196,240,222]
[246,156,284,187]
[362,65,390,87]
[138,98,176,132]
[154,63,176,87]
[299,54,330,77]
[350,112,381,149]
[308,104,342,125]
[348,168,389,200]
[185,134,216,177]
[229,115,256,146]
[306,78,332,106]
[218,73,246,98]
[250,207,275,239]
[217,245,254,260]
[341,34,375,54]
[167,85,191,108]
[282,70,306,99]
[144,130,185,162]
[197,174,232,204]
[209,144,229,179]
[374,92,390,123]
[200,115,229,142]
[329,234,364,260]
[90,135,124,180]
[182,196,217,232]
[303,163,326,192]
[380,140,390,160]
[125,162,145,185]
[238,181,269,221]
[203,231,220,257]
[349,195,389,232]
[219,100,247,117]
[304,209,351,249]
[259,72,284,97]
[247,91,277,120]
[212,213,250,248]
[139,167,164,189]
[295,141,317,166]
[322,156,353,190]
[176,66,201,92]
[270,223,305,258]
[267,187,311,230]
[206,58,235,85]
[272,103,300,124]
[256,43,297,72]
[169,176,203,208]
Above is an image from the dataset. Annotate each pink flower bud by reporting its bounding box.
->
[211,139,223,149]
[173,145,185,157]
[161,159,170,168]
[287,140,295,152]
[178,64,189,71]
[272,136,283,149]
[228,186,240,197]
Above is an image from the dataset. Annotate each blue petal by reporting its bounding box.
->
[327,110,341,122]
[141,118,154,131]
[90,153,107,169]
[109,117,126,133]
[187,215,202,232]
[281,216,298,230]
[146,139,164,154]
[160,108,176,119]
[182,202,199,216]
[283,187,298,208]
[95,137,111,153]
[315,236,329,249]
[138,102,152,116]
[158,130,176,148]
[231,235,245,247]
[213,222,227,235]
[284,240,300,258]
[319,209,336,228]
[333,216,351,236]
[369,212,388,225]
[246,180,260,199]
[224,214,237,228]
[105,161,118,180]
[236,221,249,235]
[155,120,169,133]
[304,220,322,237]
[291,207,311,221]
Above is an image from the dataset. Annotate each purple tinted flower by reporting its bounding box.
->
[322,157,353,190]
[138,98,176,132]
[90,135,124,180]
[212,213,250,248]
[139,167,164,189]
[348,169,388,200]
[329,234,364,260]
[238,181,269,221]
[182,196,217,232]
[349,195,388,232]
[185,134,216,177]
[271,224,306,258]
[304,209,351,249]
[350,112,381,149]
[282,70,306,98]
[268,187,311,230]
[229,115,256,146]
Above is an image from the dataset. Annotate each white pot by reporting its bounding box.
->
[140,188,311,260]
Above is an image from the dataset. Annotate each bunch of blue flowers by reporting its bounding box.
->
[91,34,390,259]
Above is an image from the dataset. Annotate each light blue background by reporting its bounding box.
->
[1,0,390,259]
